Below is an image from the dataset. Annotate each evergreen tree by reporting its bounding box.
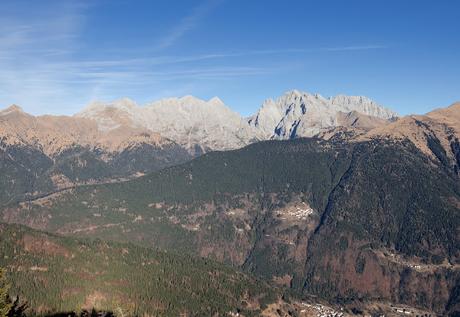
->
[8,296,28,317]
[0,268,12,317]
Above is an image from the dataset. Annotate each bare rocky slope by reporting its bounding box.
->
[248,90,397,139]
[76,96,262,155]
[365,102,460,169]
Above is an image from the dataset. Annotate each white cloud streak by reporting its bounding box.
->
[155,0,223,50]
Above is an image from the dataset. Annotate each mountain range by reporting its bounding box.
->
[0,90,459,316]
[0,90,397,206]
[1,90,398,156]
[77,90,397,152]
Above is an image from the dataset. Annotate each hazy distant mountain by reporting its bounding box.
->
[77,96,262,155]
[248,90,398,139]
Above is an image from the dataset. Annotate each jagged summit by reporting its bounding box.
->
[145,95,228,111]
[75,91,399,151]
[208,96,225,106]
[248,90,398,139]
[330,94,397,120]
[77,95,260,154]
[79,96,228,115]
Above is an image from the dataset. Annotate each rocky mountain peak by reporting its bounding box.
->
[76,95,260,154]
[330,94,397,120]
[208,96,225,106]
[111,97,138,110]
[145,95,228,112]
[79,98,138,114]
[3,91,400,156]
[248,90,398,139]
[0,104,25,116]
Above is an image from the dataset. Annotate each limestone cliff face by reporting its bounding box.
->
[76,96,262,155]
[77,91,397,154]
[248,90,397,139]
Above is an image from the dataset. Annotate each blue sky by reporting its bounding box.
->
[0,0,459,116]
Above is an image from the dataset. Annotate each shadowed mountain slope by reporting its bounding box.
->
[3,134,459,314]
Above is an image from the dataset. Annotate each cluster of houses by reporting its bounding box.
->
[299,302,344,317]
[275,203,315,221]
[390,305,433,316]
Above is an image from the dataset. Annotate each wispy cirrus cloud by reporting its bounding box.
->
[49,44,388,70]
[155,0,224,50]
[0,1,89,113]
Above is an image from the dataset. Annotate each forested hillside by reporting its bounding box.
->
[0,223,283,316]
[3,136,459,315]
